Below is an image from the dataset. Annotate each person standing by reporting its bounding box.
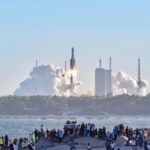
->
[111,141,116,150]
[5,135,8,148]
[87,143,92,150]
[0,136,4,150]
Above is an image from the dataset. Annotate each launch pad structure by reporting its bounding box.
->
[137,58,143,96]
[95,58,112,97]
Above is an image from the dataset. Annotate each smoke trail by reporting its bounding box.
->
[112,71,149,96]
[14,64,81,96]
[15,65,148,97]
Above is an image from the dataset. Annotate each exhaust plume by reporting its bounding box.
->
[14,64,81,96]
[112,71,148,96]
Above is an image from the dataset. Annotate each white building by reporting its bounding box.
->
[95,59,112,97]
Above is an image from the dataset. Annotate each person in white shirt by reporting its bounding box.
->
[87,143,92,150]
[131,139,136,150]
[87,124,91,136]
[111,141,116,150]
[13,143,18,150]
[147,143,150,150]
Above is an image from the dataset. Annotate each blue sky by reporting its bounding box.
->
[0,0,150,95]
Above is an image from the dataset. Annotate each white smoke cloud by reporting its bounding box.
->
[14,65,148,97]
[14,64,81,96]
[86,71,149,97]
[112,71,149,96]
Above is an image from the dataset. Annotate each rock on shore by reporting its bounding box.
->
[35,137,104,150]
[35,137,136,150]
[36,136,131,150]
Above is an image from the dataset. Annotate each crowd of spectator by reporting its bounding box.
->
[1,121,150,150]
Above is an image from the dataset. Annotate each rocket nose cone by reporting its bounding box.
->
[71,47,74,58]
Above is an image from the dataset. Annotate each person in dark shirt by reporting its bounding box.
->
[5,134,8,148]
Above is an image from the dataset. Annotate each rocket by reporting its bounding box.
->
[70,74,73,85]
[70,47,76,70]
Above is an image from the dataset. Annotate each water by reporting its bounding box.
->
[0,115,150,139]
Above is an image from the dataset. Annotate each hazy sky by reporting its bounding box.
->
[0,0,150,95]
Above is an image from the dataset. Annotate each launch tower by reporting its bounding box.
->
[137,58,142,95]
[95,58,112,97]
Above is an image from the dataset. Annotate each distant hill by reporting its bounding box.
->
[0,95,150,115]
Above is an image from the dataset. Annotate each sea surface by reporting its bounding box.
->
[0,115,150,139]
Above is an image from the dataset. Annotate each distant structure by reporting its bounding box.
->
[36,60,38,68]
[70,47,76,70]
[70,48,76,96]
[95,58,112,97]
[137,58,142,95]
[65,60,67,71]
[70,75,73,86]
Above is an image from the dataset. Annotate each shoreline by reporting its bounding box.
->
[0,95,150,116]
[1,115,150,140]
[0,120,150,150]
[0,114,150,118]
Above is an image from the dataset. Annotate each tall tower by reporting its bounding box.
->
[95,58,112,97]
[70,47,76,70]
[137,58,142,94]
[107,57,112,95]
[36,60,38,68]
[99,59,102,68]
[109,57,112,70]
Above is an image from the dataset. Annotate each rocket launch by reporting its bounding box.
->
[70,47,76,70]
[68,47,81,96]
